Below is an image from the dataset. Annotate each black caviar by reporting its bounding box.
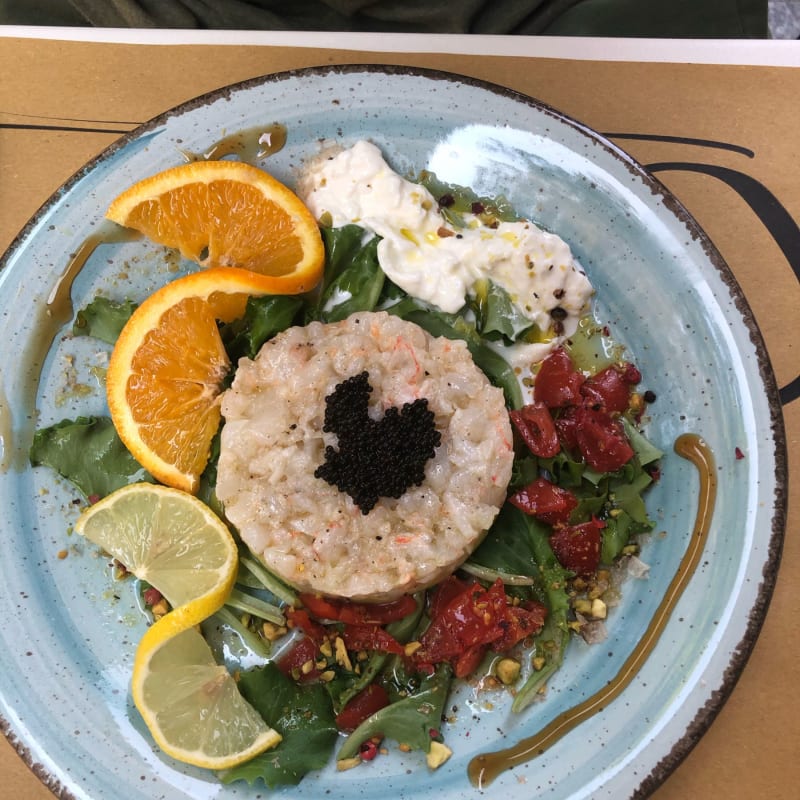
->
[314,371,441,514]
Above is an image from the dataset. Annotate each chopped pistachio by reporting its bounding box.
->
[334,636,354,671]
[573,598,593,616]
[591,598,608,619]
[404,641,422,657]
[151,599,169,618]
[495,658,521,685]
[426,741,453,769]
[261,621,287,641]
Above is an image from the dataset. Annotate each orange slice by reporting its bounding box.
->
[107,267,277,494]
[106,160,324,294]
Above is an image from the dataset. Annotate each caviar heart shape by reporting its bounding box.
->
[314,371,441,514]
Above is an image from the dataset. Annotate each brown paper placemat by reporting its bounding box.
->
[1,38,797,800]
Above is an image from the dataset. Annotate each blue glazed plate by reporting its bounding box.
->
[0,66,787,799]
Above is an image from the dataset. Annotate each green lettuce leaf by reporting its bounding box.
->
[470,278,537,342]
[310,226,384,322]
[219,662,338,787]
[600,512,634,564]
[468,504,571,712]
[623,417,664,466]
[29,416,150,498]
[416,171,518,228]
[337,663,452,760]
[219,294,304,362]
[72,297,137,344]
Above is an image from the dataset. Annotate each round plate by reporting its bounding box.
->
[0,65,787,800]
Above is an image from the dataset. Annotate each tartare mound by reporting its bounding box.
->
[216,311,514,602]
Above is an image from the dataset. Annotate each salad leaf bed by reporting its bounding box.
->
[31,207,662,786]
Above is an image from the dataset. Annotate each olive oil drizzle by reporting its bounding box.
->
[0,384,11,471]
[468,433,717,788]
[0,223,140,473]
[6,120,287,473]
[178,124,287,163]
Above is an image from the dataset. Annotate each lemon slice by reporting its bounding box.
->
[74,482,237,610]
[75,483,281,768]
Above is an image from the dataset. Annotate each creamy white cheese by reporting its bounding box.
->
[298,140,593,337]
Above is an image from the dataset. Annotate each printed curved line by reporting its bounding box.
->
[647,161,799,406]
[0,110,143,125]
[646,162,800,287]
[778,376,800,406]
[606,133,754,158]
[0,122,132,135]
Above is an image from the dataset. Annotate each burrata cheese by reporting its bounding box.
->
[298,139,593,338]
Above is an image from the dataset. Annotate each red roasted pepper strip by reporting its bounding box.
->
[286,607,328,644]
[275,634,321,681]
[341,624,405,655]
[335,683,390,732]
[298,593,417,625]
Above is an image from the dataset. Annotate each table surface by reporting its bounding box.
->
[1,29,798,800]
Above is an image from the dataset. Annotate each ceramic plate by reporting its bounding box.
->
[0,65,787,800]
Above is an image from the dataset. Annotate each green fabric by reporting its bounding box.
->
[0,0,768,36]
[543,0,768,37]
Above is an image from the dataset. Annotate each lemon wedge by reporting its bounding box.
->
[132,622,281,769]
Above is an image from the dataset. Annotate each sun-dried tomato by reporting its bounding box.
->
[580,364,639,414]
[413,577,546,678]
[340,624,404,655]
[508,476,578,526]
[549,518,605,576]
[533,347,585,408]
[572,406,634,472]
[509,402,560,458]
